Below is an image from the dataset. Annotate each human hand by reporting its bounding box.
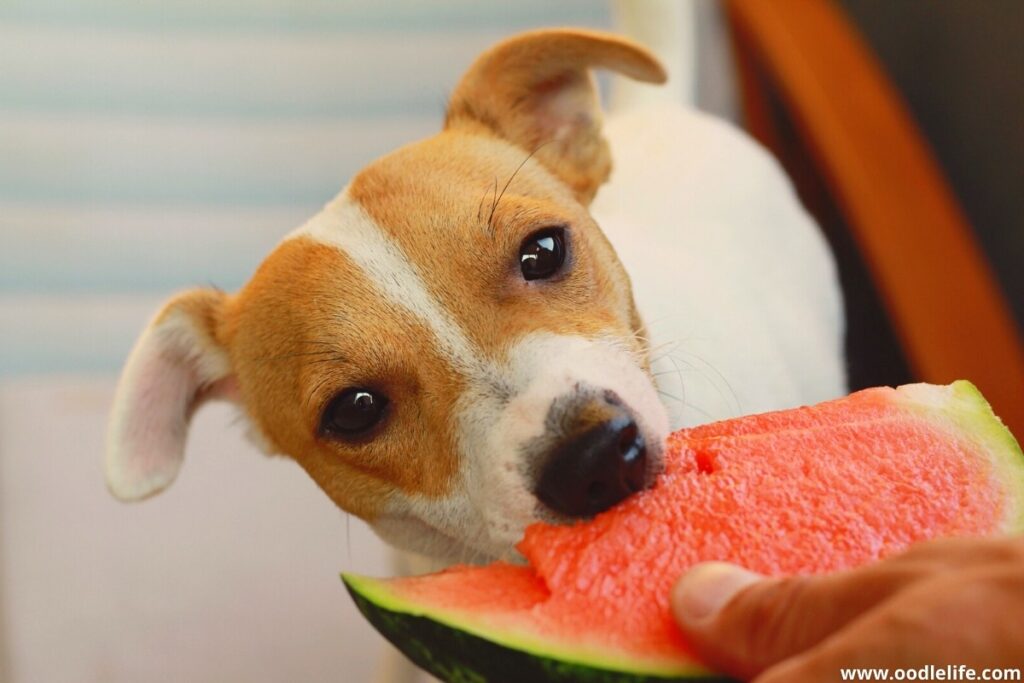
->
[671,536,1024,682]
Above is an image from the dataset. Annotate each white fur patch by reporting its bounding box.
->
[368,332,671,562]
[457,332,670,555]
[288,193,497,559]
[288,193,481,372]
[288,194,671,562]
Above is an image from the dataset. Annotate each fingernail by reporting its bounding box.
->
[672,562,762,623]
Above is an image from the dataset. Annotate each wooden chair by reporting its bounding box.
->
[725,0,1024,436]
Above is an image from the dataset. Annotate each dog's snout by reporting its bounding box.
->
[535,413,647,518]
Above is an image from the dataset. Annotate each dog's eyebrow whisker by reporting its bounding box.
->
[485,176,499,237]
[305,374,339,409]
[477,186,490,225]
[486,139,554,235]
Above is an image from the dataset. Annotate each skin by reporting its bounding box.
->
[671,535,1024,682]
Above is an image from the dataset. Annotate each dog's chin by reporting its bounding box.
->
[371,513,519,565]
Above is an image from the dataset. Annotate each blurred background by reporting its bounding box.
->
[1,1,1021,681]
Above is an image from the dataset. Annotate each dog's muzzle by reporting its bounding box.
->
[533,389,648,517]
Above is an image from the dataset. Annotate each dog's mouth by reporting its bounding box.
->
[377,335,671,564]
[373,419,665,565]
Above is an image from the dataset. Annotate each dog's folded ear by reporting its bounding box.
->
[446,29,666,203]
[106,289,237,501]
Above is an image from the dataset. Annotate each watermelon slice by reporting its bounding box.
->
[343,382,1024,682]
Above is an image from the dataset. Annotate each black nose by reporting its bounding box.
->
[535,414,647,518]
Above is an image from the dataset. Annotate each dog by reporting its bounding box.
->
[105,28,844,576]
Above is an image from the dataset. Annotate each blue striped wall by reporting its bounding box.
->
[0,1,611,375]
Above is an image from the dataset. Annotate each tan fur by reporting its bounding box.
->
[110,28,664,525]
[445,29,666,202]
[154,288,227,343]
[149,289,236,410]
[348,131,646,365]
[207,125,651,517]
[220,238,468,520]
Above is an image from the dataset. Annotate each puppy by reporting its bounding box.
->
[105,29,845,567]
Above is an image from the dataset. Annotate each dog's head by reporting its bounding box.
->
[105,29,669,562]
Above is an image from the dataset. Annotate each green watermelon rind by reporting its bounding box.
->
[343,573,730,683]
[343,381,1024,683]
[896,380,1024,533]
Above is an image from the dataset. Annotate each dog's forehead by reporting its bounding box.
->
[264,132,589,334]
[233,128,633,382]
[347,131,577,227]
[280,196,481,366]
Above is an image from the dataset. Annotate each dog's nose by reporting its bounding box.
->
[535,413,647,517]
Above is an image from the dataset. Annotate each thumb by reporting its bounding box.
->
[671,562,899,679]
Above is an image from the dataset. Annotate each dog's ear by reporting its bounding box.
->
[446,29,666,204]
[106,289,237,501]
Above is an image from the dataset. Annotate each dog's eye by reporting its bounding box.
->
[319,388,389,438]
[519,227,566,281]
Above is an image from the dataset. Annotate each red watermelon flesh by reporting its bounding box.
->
[344,382,1024,678]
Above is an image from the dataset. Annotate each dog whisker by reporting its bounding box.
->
[660,352,741,418]
[477,185,491,224]
[486,140,553,235]
[668,350,741,414]
[485,176,499,236]
[667,355,719,422]
[345,513,352,562]
[647,340,683,361]
[646,332,743,424]
[656,388,684,404]
[667,354,687,405]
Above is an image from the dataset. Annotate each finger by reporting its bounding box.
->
[673,537,1024,679]
[896,534,1024,569]
[754,561,1024,683]
[754,633,872,683]
[754,578,962,683]
[752,598,931,683]
[671,561,925,679]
